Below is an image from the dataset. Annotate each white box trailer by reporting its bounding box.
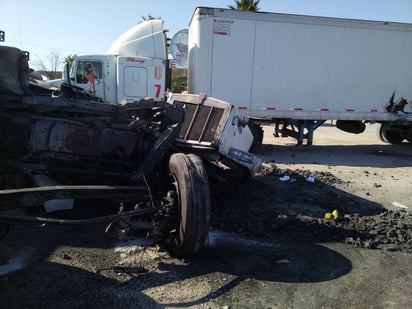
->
[188,7,412,144]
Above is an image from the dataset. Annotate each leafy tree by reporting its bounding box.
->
[171,76,187,93]
[228,0,261,11]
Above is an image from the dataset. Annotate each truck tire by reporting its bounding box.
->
[406,126,412,143]
[18,54,30,94]
[0,46,30,95]
[379,124,404,144]
[166,153,210,257]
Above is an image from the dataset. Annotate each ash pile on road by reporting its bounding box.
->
[210,163,412,253]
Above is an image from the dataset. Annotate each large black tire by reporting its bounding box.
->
[18,53,30,94]
[379,124,404,144]
[0,46,30,95]
[166,153,210,257]
[406,126,412,143]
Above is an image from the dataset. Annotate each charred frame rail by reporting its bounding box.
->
[0,185,157,225]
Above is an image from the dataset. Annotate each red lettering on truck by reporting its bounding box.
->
[154,66,162,80]
[126,57,145,64]
[154,84,162,98]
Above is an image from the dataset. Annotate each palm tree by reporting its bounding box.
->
[64,55,74,71]
[228,0,261,11]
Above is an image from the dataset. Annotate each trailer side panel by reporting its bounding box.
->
[188,7,412,121]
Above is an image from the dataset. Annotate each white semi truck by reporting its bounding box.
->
[66,19,168,104]
[66,7,412,145]
[188,7,412,145]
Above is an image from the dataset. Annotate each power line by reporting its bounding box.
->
[4,39,102,55]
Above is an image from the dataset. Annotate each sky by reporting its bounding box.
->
[1,0,412,70]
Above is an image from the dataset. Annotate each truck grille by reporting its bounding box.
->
[174,101,224,145]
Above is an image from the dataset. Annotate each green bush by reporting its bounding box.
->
[171,76,187,93]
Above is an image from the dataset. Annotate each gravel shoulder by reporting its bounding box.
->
[1,123,412,308]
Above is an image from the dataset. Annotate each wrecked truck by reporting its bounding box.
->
[0,46,261,257]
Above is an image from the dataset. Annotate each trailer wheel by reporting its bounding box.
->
[406,126,412,143]
[379,124,404,144]
[166,153,210,257]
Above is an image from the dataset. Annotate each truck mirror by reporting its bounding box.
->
[22,51,29,61]
[0,31,4,42]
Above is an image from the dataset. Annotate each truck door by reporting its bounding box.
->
[117,57,165,103]
[73,60,105,99]
[122,66,148,98]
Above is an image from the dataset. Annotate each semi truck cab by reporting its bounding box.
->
[66,19,168,104]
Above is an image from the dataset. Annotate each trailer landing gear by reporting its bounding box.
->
[274,120,325,145]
